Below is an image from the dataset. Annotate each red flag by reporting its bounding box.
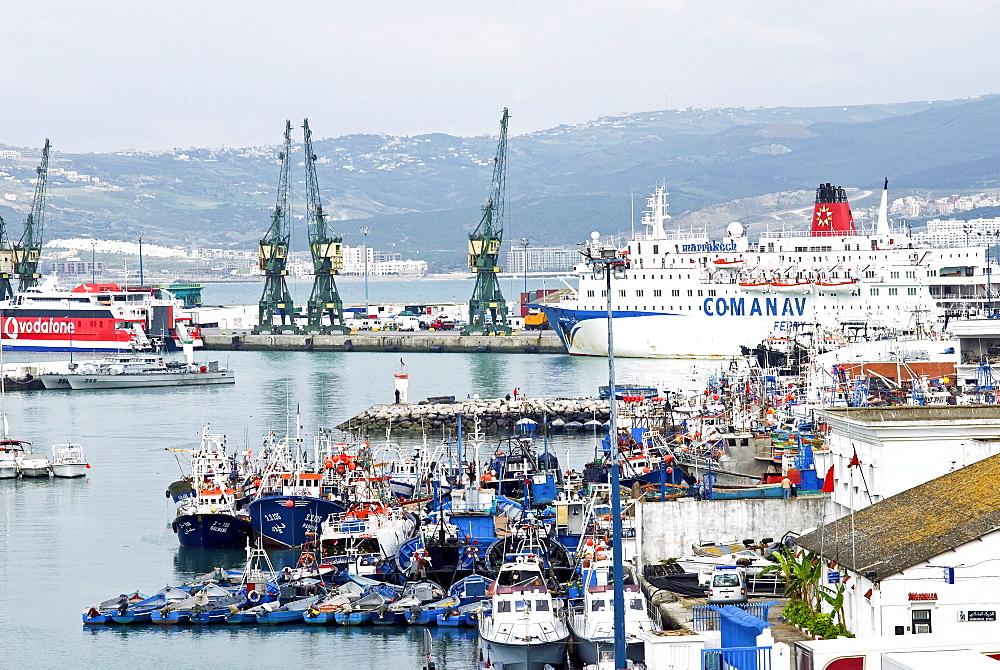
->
[848,449,860,468]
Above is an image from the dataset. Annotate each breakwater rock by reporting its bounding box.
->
[336,397,611,433]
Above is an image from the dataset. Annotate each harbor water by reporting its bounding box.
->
[0,345,723,668]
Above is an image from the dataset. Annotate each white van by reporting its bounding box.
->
[396,316,421,332]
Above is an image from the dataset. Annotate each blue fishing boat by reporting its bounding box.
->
[109,586,191,624]
[256,592,325,625]
[167,425,251,549]
[247,426,347,548]
[82,590,146,625]
[333,609,373,626]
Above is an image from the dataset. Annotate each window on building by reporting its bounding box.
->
[912,609,932,634]
[889,288,898,296]
[671,290,680,297]
[653,289,662,297]
[586,290,595,297]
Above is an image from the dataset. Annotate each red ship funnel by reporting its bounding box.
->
[810,183,856,237]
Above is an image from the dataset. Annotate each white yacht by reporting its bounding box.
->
[51,444,89,478]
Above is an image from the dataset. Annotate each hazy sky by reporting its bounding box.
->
[2,1,997,153]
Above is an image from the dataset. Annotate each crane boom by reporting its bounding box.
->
[302,119,348,333]
[15,139,50,291]
[462,108,512,335]
[254,120,298,334]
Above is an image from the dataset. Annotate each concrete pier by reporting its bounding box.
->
[337,396,610,433]
[203,331,566,354]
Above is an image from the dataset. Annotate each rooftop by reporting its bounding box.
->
[797,452,1000,579]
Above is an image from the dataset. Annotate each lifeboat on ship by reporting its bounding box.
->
[769,280,812,295]
[814,278,860,294]
[712,257,745,271]
[738,278,771,292]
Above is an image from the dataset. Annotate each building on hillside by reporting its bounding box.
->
[796,453,1000,639]
[813,405,1000,516]
[910,217,1000,247]
[48,260,104,276]
[506,246,579,273]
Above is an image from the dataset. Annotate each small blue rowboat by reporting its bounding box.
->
[435,609,464,627]
[150,609,190,625]
[333,610,372,626]
[302,608,335,625]
[370,609,406,625]
[224,610,258,625]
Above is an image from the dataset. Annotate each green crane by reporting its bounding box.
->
[462,108,512,336]
[302,118,349,334]
[14,139,50,292]
[254,120,298,334]
[0,212,15,300]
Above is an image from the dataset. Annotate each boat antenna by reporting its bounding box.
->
[138,235,144,285]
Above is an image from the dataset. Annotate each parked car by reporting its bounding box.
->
[707,566,747,605]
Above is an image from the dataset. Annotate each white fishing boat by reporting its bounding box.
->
[51,443,89,478]
[478,554,569,670]
[319,501,417,577]
[19,451,51,477]
[0,440,28,478]
[567,553,656,666]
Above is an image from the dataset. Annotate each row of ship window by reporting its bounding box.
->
[584,304,915,312]
[586,288,921,298]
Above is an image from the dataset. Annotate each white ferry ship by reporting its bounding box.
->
[541,181,988,358]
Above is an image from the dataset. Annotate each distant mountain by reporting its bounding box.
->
[0,96,997,270]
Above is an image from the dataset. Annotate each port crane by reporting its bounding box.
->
[462,108,512,336]
[254,120,298,334]
[14,139,50,292]
[0,212,15,300]
[302,119,349,333]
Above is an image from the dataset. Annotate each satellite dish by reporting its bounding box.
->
[726,222,745,238]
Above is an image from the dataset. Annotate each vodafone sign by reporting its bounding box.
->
[2,317,76,339]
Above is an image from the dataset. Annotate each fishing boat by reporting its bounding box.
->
[567,553,655,666]
[109,586,192,624]
[0,440,28,478]
[319,501,416,580]
[51,443,89,478]
[19,450,51,477]
[478,554,570,670]
[0,279,203,352]
[82,590,148,625]
[247,424,346,548]
[167,425,251,548]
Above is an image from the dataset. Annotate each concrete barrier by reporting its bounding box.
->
[203,332,565,354]
[637,495,828,563]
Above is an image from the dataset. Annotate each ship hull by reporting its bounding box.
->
[172,512,251,548]
[66,370,235,389]
[540,305,807,359]
[249,496,345,548]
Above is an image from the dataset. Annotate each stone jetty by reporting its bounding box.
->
[336,396,611,433]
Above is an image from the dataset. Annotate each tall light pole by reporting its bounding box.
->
[90,239,96,284]
[582,230,629,670]
[519,238,529,296]
[360,226,372,317]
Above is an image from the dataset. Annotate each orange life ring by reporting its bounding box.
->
[300,553,316,567]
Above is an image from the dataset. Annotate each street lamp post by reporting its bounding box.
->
[582,231,629,670]
[360,226,372,318]
[520,238,529,296]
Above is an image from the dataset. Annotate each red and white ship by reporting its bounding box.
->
[0,280,203,352]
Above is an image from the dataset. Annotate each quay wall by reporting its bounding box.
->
[203,332,565,354]
[637,495,828,564]
[337,397,610,433]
